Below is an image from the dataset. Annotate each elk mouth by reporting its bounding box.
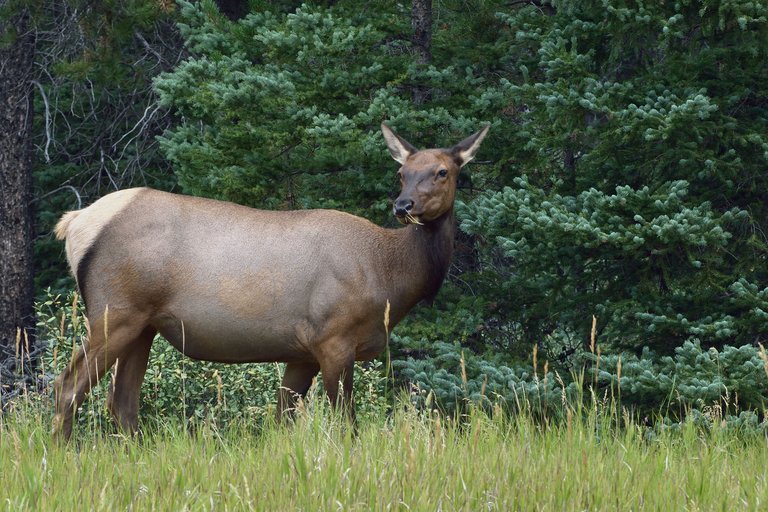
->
[395,212,424,225]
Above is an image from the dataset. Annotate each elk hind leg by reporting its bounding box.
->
[52,313,148,442]
[106,326,155,435]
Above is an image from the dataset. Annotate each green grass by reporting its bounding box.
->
[1,395,766,511]
[13,291,768,510]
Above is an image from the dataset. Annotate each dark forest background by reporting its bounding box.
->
[2,0,767,421]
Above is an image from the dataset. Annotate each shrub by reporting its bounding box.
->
[394,333,768,424]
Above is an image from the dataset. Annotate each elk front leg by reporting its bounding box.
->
[276,361,320,421]
[318,347,356,424]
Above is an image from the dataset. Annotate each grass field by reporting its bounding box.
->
[1,395,766,511]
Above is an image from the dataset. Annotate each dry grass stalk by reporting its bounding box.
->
[759,343,768,378]
[460,350,468,390]
[383,300,391,336]
[214,369,223,408]
[111,358,119,399]
[15,328,21,375]
[405,213,423,225]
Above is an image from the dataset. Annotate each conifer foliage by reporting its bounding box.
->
[154,0,505,216]
[154,0,768,380]
[461,0,768,353]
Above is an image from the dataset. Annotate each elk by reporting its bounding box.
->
[52,123,489,440]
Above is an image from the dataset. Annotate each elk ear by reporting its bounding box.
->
[381,123,418,164]
[452,125,490,168]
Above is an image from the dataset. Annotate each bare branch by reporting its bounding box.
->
[31,80,52,163]
[135,30,164,63]
[31,185,83,209]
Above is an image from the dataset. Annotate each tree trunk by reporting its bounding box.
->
[0,7,37,383]
[411,0,432,105]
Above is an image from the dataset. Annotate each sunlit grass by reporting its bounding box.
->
[1,392,767,511]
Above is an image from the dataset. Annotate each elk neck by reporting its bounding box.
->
[381,207,455,322]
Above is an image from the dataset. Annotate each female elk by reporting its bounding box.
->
[52,123,489,440]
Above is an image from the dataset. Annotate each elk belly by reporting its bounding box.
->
[149,273,314,363]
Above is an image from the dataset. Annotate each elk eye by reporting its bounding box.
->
[437,169,448,178]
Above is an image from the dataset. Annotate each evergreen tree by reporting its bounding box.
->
[154,0,508,219]
[26,0,768,418]
[461,0,768,354]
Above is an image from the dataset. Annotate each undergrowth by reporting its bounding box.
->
[23,290,768,437]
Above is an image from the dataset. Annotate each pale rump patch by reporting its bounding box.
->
[54,188,145,279]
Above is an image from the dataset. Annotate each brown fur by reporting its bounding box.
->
[51,124,489,441]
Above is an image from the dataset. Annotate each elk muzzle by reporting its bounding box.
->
[393,197,414,218]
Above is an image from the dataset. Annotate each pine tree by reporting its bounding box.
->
[461,0,768,353]
[154,0,509,219]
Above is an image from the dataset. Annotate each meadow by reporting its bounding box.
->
[1,293,765,511]
[1,390,766,511]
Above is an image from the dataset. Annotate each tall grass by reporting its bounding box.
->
[1,391,767,511]
[3,292,764,509]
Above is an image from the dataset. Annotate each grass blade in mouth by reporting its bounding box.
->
[406,213,423,225]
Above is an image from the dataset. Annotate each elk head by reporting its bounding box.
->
[382,123,490,225]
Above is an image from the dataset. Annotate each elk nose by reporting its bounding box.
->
[393,198,414,217]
